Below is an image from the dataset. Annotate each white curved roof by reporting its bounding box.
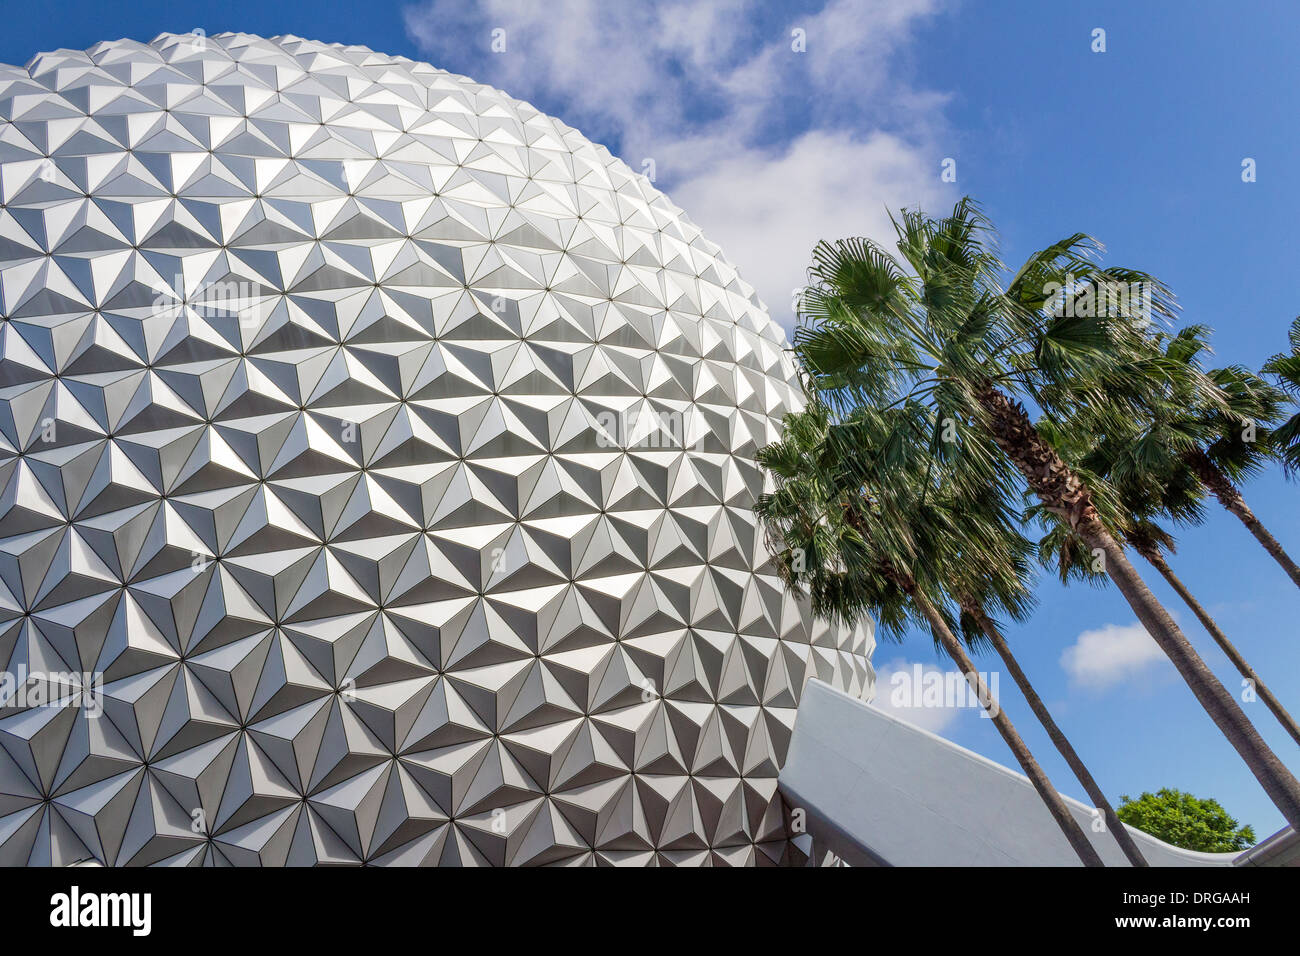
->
[782,680,1243,866]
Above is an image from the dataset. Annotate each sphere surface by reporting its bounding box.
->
[0,33,873,866]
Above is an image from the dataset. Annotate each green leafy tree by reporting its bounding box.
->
[1116,788,1256,853]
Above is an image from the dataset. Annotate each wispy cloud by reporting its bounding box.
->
[402,0,955,328]
[869,656,969,734]
[1059,622,1169,691]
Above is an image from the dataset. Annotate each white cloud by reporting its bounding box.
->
[868,656,968,735]
[671,129,949,328]
[1059,622,1169,690]
[403,0,954,330]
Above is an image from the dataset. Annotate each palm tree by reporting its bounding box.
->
[757,398,1105,866]
[1126,524,1300,748]
[1028,468,1300,752]
[941,488,1151,866]
[1092,326,1300,589]
[1263,316,1300,476]
[793,198,1300,830]
[1040,393,1300,750]
[1186,370,1299,588]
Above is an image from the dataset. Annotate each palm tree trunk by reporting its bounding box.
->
[1185,447,1300,590]
[1134,545,1300,749]
[965,602,1148,866]
[975,383,1300,831]
[886,566,1105,866]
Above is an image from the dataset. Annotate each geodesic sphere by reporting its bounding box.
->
[0,32,873,866]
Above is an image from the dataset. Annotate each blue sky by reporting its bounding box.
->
[4,0,1298,836]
